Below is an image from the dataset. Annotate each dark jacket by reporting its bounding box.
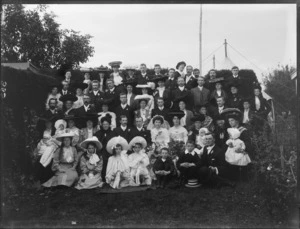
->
[88,90,105,112]
[250,95,271,119]
[184,75,198,90]
[153,157,175,173]
[75,105,97,117]
[114,104,134,127]
[171,87,193,110]
[165,77,178,90]
[151,107,170,120]
[131,127,151,143]
[153,88,171,108]
[112,126,133,142]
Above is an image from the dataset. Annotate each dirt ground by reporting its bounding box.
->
[1,180,298,228]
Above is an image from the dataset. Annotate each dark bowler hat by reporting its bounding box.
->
[176,61,186,70]
[221,108,242,121]
[72,82,88,90]
[79,113,100,128]
[168,110,185,120]
[253,83,262,91]
[108,61,122,68]
[191,114,206,122]
[123,78,138,87]
[59,94,78,102]
[94,65,109,72]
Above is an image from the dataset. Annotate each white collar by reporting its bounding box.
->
[120,125,127,131]
[161,158,166,162]
[233,75,238,78]
[158,106,164,110]
[185,149,196,156]
[186,74,194,78]
[137,126,143,131]
[198,85,203,89]
[93,90,99,94]
[157,86,165,90]
[178,86,185,91]
[218,106,224,110]
[121,103,127,109]
[207,144,215,154]
[141,72,147,76]
[110,87,115,92]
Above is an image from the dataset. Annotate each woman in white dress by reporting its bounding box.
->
[168,110,188,144]
[135,83,155,111]
[42,133,79,188]
[75,137,104,190]
[64,115,80,147]
[150,115,170,152]
[45,85,62,110]
[134,98,152,128]
[106,136,137,189]
[108,61,125,93]
[72,83,88,109]
[98,98,116,130]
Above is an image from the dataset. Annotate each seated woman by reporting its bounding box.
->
[134,98,151,128]
[72,83,88,109]
[196,127,210,152]
[45,84,63,110]
[106,136,137,189]
[33,117,58,184]
[150,115,170,153]
[79,113,100,145]
[64,115,80,147]
[198,104,215,132]
[153,147,175,189]
[98,98,117,130]
[179,100,194,130]
[209,78,227,104]
[42,133,79,188]
[188,114,205,145]
[134,83,155,111]
[75,137,104,190]
[128,137,152,186]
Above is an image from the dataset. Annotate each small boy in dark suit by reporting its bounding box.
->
[153,147,175,188]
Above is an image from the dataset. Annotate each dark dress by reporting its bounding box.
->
[153,157,175,186]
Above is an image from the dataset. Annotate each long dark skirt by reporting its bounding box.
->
[34,157,54,184]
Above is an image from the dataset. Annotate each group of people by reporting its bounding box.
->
[34,61,272,190]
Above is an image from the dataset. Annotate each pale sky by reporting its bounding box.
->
[24,4,296,79]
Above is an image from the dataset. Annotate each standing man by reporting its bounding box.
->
[112,116,133,142]
[114,93,134,127]
[184,65,197,90]
[191,76,210,112]
[43,98,63,120]
[75,95,97,116]
[154,64,162,76]
[131,116,151,143]
[165,68,178,90]
[151,97,170,121]
[88,80,104,112]
[94,65,109,92]
[210,96,228,119]
[193,68,200,79]
[104,78,121,109]
[60,81,73,96]
[171,77,193,110]
[151,75,171,108]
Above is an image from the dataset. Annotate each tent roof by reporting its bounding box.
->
[219,57,236,70]
[1,62,30,70]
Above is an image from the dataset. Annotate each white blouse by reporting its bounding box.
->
[112,72,123,86]
[169,126,188,143]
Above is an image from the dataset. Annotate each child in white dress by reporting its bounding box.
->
[225,128,251,166]
[54,119,67,136]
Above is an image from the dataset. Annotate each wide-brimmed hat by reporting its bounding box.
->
[106,136,129,154]
[221,108,242,121]
[123,78,138,87]
[72,83,88,90]
[168,110,185,120]
[152,115,164,124]
[56,132,75,141]
[148,75,168,83]
[99,113,112,124]
[176,61,186,70]
[208,77,225,85]
[136,82,151,89]
[129,136,147,150]
[54,119,67,130]
[191,114,206,122]
[63,114,81,126]
[79,67,93,73]
[93,65,109,72]
[185,179,201,188]
[80,136,102,150]
[81,113,100,127]
[253,83,262,91]
[108,61,122,68]
[134,94,151,103]
[174,94,188,103]
[99,97,114,106]
[123,65,139,71]
[59,94,78,102]
[228,81,241,89]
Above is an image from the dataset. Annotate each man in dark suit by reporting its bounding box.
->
[209,96,228,120]
[75,95,97,116]
[198,133,234,188]
[88,80,105,112]
[152,75,171,108]
[171,76,193,110]
[241,98,255,129]
[104,78,122,109]
[213,114,229,153]
[43,98,63,120]
[131,116,151,143]
[191,76,210,113]
[184,65,198,90]
[112,116,133,142]
[60,80,73,96]
[114,93,134,126]
[136,63,151,83]
[151,97,170,120]
[165,68,178,90]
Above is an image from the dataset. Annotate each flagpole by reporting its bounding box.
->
[199,4,203,75]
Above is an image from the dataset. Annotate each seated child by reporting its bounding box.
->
[37,132,61,168]
[106,143,137,189]
[176,140,201,185]
[128,142,152,186]
[54,119,67,136]
[153,147,175,188]
[225,128,251,166]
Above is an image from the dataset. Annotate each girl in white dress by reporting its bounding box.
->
[225,128,251,166]
[150,115,170,152]
[128,137,152,186]
[105,136,137,189]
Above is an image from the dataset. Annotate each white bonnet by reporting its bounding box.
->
[227,128,240,139]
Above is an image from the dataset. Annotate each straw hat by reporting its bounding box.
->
[108,61,122,68]
[128,136,147,150]
[56,132,75,141]
[80,136,103,150]
[168,110,185,120]
[185,179,201,188]
[54,119,67,130]
[106,136,129,154]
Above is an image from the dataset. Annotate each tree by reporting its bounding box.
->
[263,65,297,114]
[1,4,94,69]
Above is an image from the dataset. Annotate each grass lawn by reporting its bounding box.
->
[1,180,297,228]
